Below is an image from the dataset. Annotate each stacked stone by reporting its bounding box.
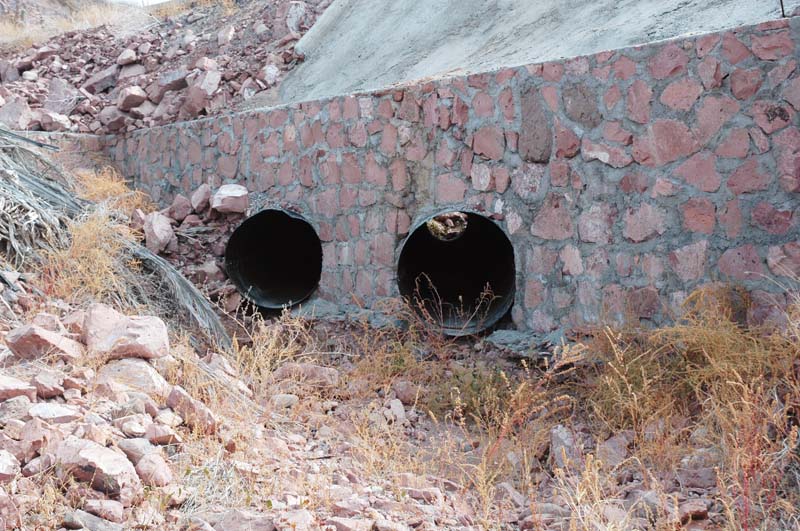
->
[108,17,800,333]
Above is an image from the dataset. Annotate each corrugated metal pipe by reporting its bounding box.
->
[225,209,322,309]
[397,210,516,335]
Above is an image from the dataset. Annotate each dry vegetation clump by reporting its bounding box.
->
[71,166,154,216]
[35,165,160,313]
[576,286,800,530]
[38,210,145,308]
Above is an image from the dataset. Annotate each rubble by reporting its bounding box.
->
[0,0,324,134]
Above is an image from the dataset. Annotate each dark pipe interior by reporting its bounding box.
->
[397,211,516,335]
[225,209,322,309]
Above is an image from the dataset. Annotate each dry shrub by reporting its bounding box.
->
[580,285,800,529]
[348,409,450,480]
[228,310,316,397]
[37,167,151,307]
[346,299,589,522]
[551,454,645,531]
[72,166,153,217]
[38,210,142,308]
[349,302,451,397]
[175,440,260,517]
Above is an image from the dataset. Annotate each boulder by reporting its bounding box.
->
[62,310,87,335]
[143,212,174,253]
[84,499,125,523]
[167,386,216,434]
[0,396,32,423]
[0,450,20,482]
[182,70,221,117]
[165,194,192,222]
[81,65,120,95]
[0,60,20,83]
[258,64,280,86]
[22,453,54,477]
[5,324,84,361]
[597,431,632,468]
[39,110,72,132]
[151,67,189,103]
[116,49,137,66]
[33,45,59,61]
[129,100,156,119]
[392,380,420,406]
[117,86,147,112]
[151,91,183,123]
[210,184,249,214]
[0,97,33,129]
[63,509,124,531]
[97,106,127,132]
[119,63,146,80]
[116,438,161,466]
[29,403,82,424]
[550,424,581,469]
[44,78,80,115]
[190,183,212,212]
[134,452,173,486]
[195,57,218,71]
[145,423,182,445]
[30,312,66,333]
[217,25,235,46]
[83,303,170,360]
[54,436,143,507]
[32,371,65,399]
[95,358,171,399]
[0,374,37,401]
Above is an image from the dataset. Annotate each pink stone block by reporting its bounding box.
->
[626,79,652,124]
[718,245,765,281]
[682,198,716,234]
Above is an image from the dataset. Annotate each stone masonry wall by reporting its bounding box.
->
[104,17,800,333]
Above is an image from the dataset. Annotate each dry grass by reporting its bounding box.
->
[38,209,141,306]
[228,310,317,396]
[149,0,237,19]
[36,166,151,307]
[576,285,800,530]
[0,2,156,49]
[338,287,799,528]
[71,166,154,217]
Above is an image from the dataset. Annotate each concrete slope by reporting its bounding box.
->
[280,0,785,103]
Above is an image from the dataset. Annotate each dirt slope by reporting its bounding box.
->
[279,0,792,103]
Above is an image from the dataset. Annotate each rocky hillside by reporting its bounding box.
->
[0,0,329,135]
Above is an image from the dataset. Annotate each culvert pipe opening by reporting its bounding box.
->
[225,209,323,309]
[397,211,516,335]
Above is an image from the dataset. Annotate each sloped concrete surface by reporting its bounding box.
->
[281,0,785,103]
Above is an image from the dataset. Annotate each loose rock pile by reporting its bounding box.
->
[0,301,509,530]
[138,182,249,313]
[0,302,210,528]
[0,0,326,134]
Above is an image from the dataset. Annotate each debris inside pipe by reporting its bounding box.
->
[225,209,323,309]
[397,211,516,335]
